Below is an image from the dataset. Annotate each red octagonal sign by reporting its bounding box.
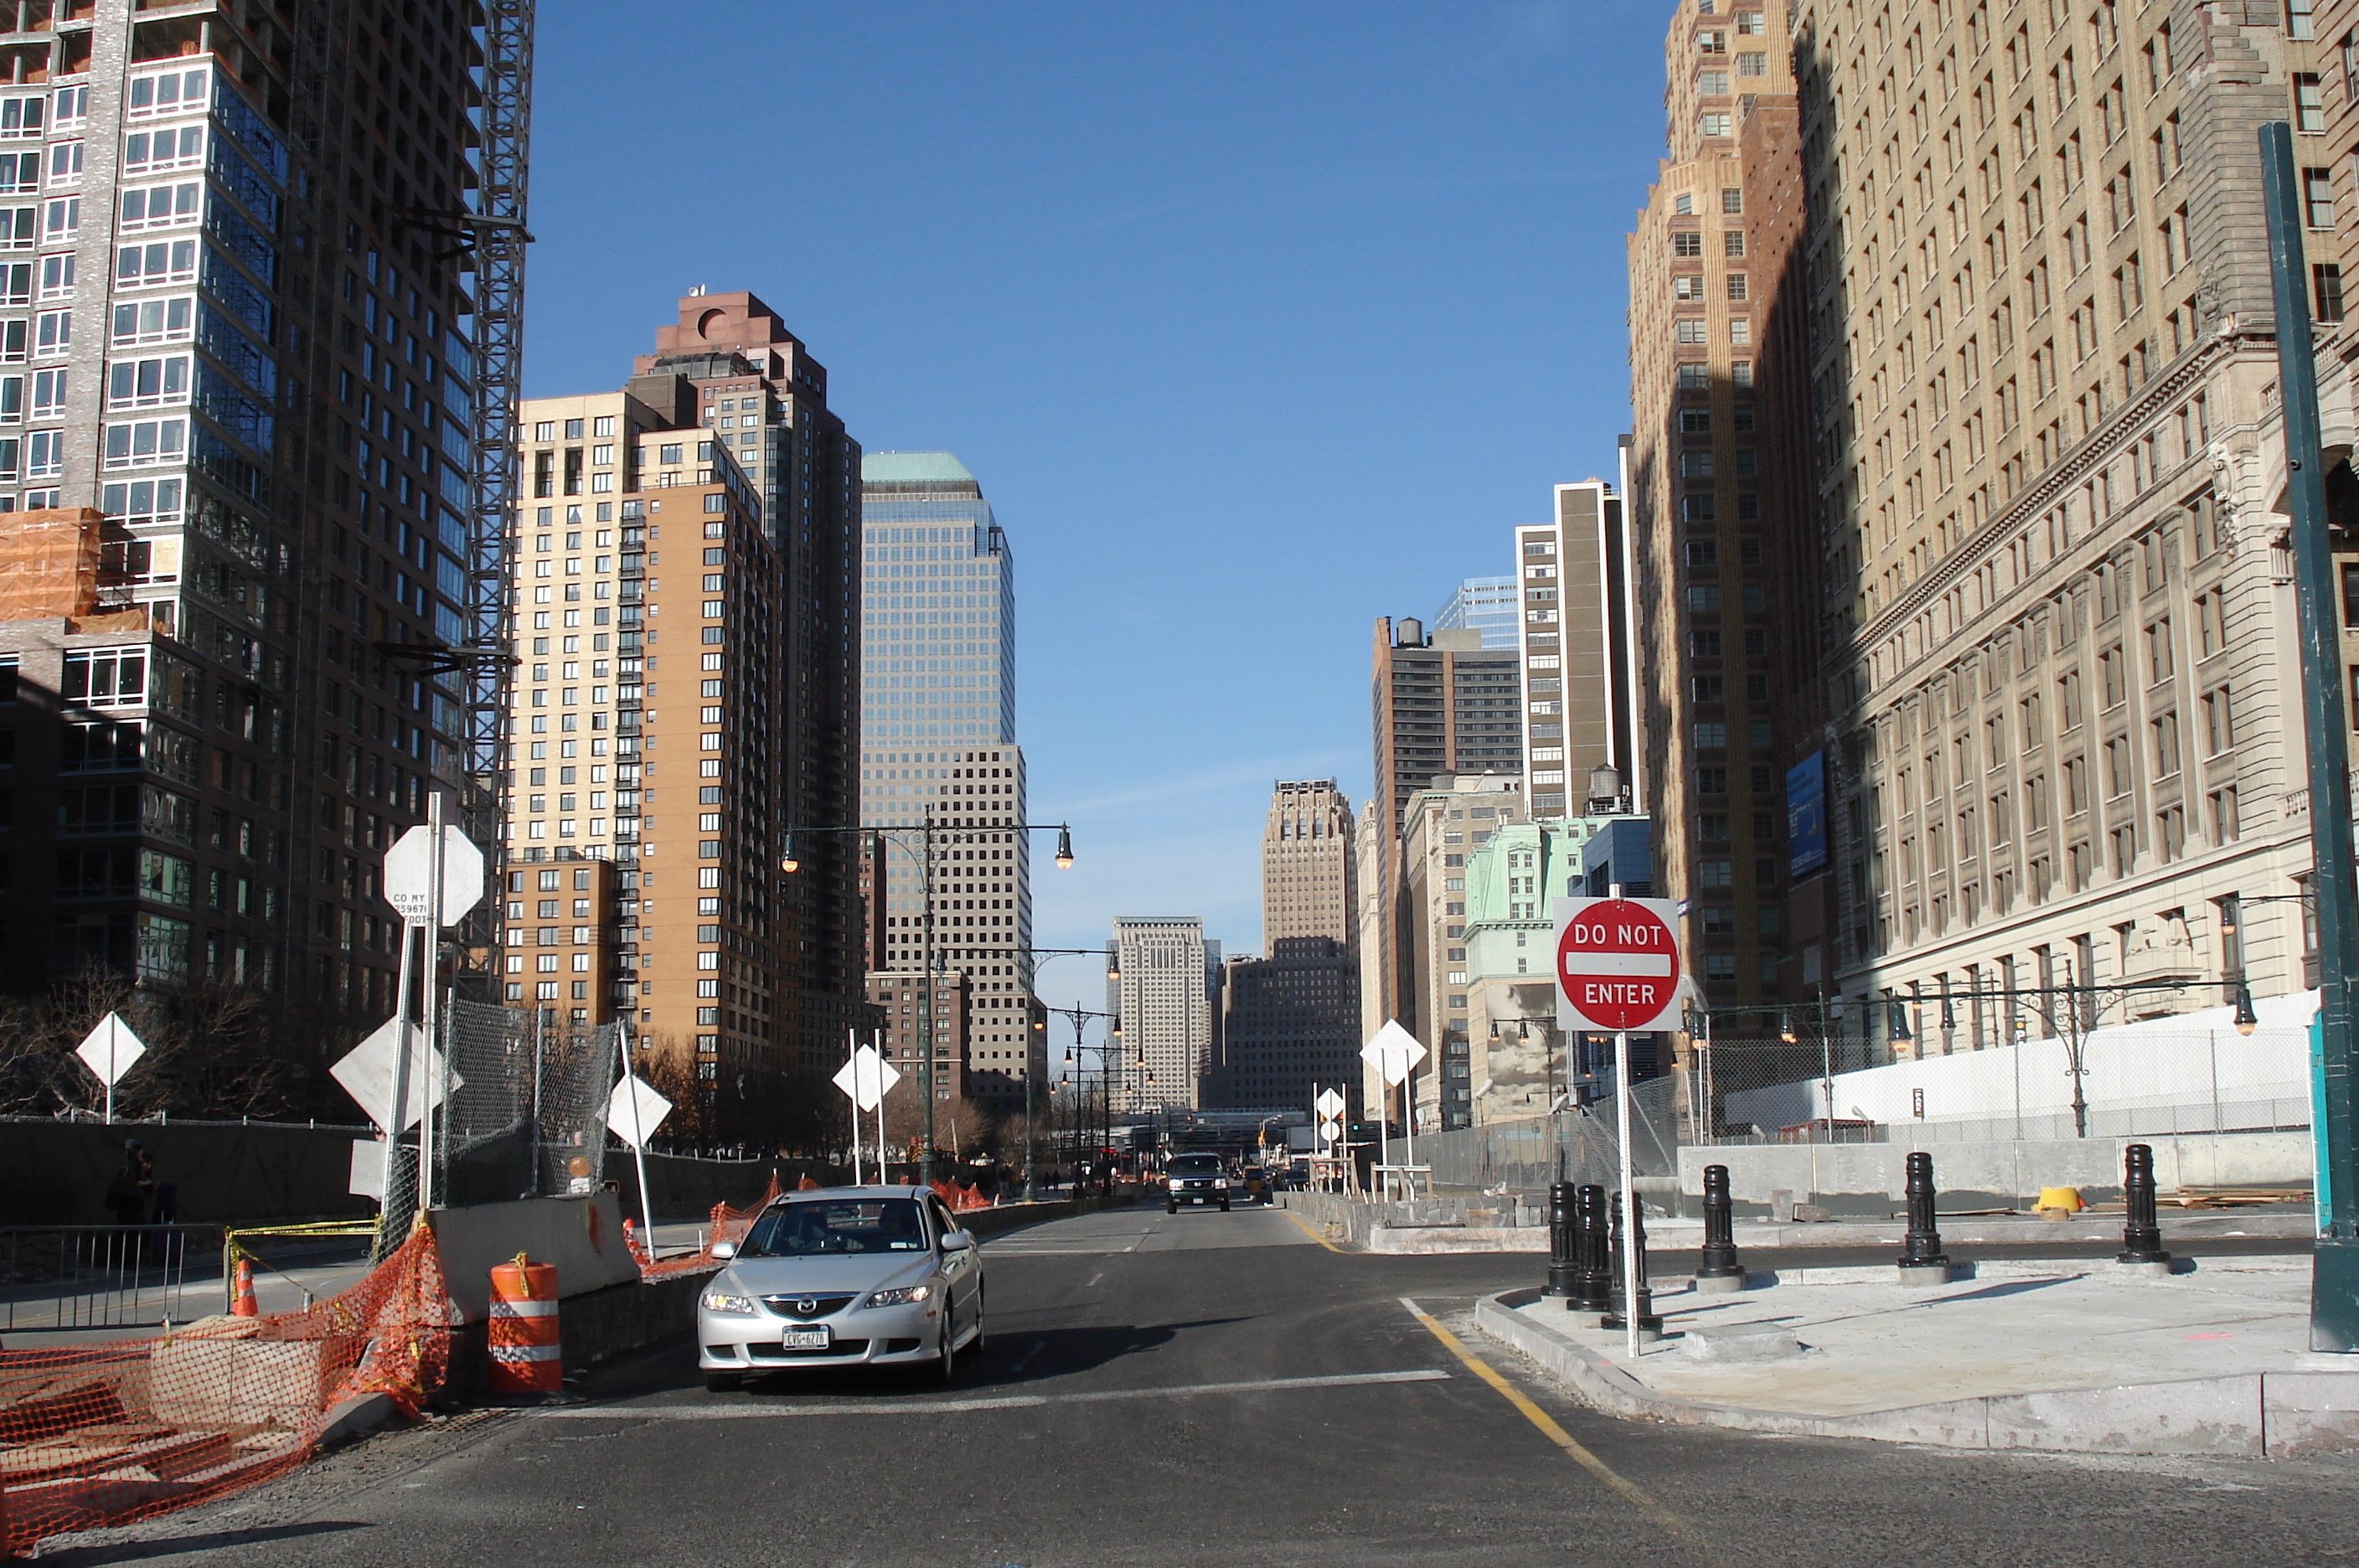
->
[1556,896,1682,1033]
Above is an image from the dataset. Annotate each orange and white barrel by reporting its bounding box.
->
[487,1255,560,1395]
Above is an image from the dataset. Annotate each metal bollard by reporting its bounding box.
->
[2117,1142,2173,1270]
[1602,1189,1662,1334]
[1896,1150,1951,1283]
[1568,1184,1614,1315]
[1544,1180,1577,1297]
[1696,1163,1746,1294]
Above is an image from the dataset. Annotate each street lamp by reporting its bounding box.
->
[781,814,1076,1184]
[2235,983,2261,1037]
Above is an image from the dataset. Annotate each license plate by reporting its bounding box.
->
[781,1327,829,1349]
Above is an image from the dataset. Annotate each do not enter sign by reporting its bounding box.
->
[1555,896,1685,1033]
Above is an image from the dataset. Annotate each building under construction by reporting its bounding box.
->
[0,3,531,1116]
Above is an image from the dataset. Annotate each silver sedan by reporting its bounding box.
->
[695,1187,984,1392]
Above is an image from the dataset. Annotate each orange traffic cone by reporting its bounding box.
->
[230,1258,259,1318]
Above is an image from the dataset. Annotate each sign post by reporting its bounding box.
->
[607,1032,673,1261]
[75,1013,147,1125]
[1360,1021,1427,1199]
[382,797,485,1217]
[1555,888,1684,1361]
[832,1036,901,1184]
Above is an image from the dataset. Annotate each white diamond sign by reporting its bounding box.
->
[384,823,485,928]
[607,1074,673,1150]
[331,1019,458,1133]
[1314,1087,1345,1119]
[1360,1020,1427,1087]
[832,1045,900,1112]
[75,1012,147,1088]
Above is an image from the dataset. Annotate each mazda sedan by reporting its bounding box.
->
[696,1188,983,1391]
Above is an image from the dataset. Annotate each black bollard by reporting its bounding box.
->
[1696,1163,1745,1292]
[1896,1150,1951,1280]
[1568,1184,1614,1313]
[1544,1180,1577,1297]
[2117,1142,2172,1266]
[1601,1189,1663,1333]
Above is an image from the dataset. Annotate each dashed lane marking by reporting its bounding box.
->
[1398,1297,1717,1565]
[529,1368,1451,1421]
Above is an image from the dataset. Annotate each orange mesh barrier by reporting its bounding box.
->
[638,1176,783,1280]
[0,1225,451,1556]
[929,1179,989,1212]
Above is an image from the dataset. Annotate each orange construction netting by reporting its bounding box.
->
[633,1175,785,1280]
[930,1179,989,1212]
[0,1225,451,1556]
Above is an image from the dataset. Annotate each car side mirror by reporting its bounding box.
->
[710,1240,736,1261]
[942,1231,974,1252]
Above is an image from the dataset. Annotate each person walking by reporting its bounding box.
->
[102,1138,154,1270]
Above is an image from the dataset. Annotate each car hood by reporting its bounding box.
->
[719,1252,937,1297]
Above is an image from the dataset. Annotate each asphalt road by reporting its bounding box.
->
[44,1199,2359,1567]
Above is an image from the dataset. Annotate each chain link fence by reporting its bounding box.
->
[1417,1075,1686,1193]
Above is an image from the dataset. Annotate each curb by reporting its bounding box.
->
[1471,1287,2359,1457]
[1371,1212,2315,1254]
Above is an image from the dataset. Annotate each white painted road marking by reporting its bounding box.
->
[529,1368,1452,1421]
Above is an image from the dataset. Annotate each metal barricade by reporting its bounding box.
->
[0,1224,222,1331]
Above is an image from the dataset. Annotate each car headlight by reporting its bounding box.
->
[863,1282,935,1308]
[701,1290,756,1315]
[1214,1178,1229,1189]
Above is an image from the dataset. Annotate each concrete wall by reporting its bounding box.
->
[1676,1131,2312,1215]
[426,1194,643,1323]
[0,1119,377,1225]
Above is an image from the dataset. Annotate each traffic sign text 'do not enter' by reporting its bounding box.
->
[1554,897,1683,1033]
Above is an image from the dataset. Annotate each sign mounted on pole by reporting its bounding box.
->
[384,823,485,929]
[1360,1020,1427,1086]
[75,1012,147,1123]
[831,1044,901,1112]
[1314,1086,1345,1120]
[1554,896,1684,1035]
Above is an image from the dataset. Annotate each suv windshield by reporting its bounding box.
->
[739,1199,928,1256]
[1166,1154,1222,1176]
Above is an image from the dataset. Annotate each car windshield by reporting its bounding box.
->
[1167,1155,1221,1176]
[739,1199,928,1256]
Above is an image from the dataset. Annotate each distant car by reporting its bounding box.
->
[695,1187,984,1392]
[1237,1166,1273,1204]
[1164,1152,1230,1212]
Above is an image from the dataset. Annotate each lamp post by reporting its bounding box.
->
[1006,945,1115,1203]
[1778,990,1848,1135]
[782,817,1074,1184]
[1938,977,2195,1137]
[1042,1003,1118,1196]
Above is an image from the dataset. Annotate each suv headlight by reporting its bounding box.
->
[701,1289,755,1315]
[863,1283,935,1308]
[1214,1178,1229,1189]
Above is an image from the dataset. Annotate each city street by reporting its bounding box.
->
[41,1200,2359,1567]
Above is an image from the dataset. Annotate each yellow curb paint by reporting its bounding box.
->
[1278,1204,1345,1253]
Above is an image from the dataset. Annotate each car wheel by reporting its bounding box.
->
[704,1372,741,1394]
[1220,1200,1231,1212]
[935,1323,958,1383]
[1165,1201,1178,1214]
[967,1292,987,1356]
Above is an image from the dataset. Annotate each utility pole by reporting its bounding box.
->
[2262,123,2359,1351]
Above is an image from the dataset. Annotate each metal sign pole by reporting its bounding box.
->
[102,1020,115,1126]
[1617,1027,1639,1363]
[421,792,447,1212]
[385,921,419,1237]
[621,1020,657,1257]
[847,1029,863,1185]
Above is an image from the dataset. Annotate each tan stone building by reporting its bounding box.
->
[1396,773,1530,1132]
[1261,777,1357,947]
[1768,0,2349,1050]
[1517,477,1643,818]
[501,382,789,1112]
[1627,0,1806,1027]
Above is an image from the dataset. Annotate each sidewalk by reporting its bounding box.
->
[1475,1254,2359,1457]
[1365,1209,2312,1253]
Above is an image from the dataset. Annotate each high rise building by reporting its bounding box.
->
[1757,2,2343,1050]
[858,452,1034,1112]
[1216,936,1360,1115]
[1434,575,1520,648]
[1517,475,1642,818]
[1260,777,1356,948]
[1397,772,1529,1130]
[501,385,787,1113]
[1109,916,1212,1112]
[624,290,864,1075]
[0,9,494,1084]
[1625,0,1803,1022]
[1366,618,1523,1050]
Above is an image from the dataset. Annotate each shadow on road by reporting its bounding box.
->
[43,1520,370,1565]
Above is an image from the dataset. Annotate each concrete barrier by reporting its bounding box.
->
[425,1195,641,1324]
[1675,1131,2311,1217]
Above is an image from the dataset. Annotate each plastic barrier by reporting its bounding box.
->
[0,1224,450,1555]
[486,1256,560,1395]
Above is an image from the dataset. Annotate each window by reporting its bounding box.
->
[1700,112,1732,137]
[35,253,67,301]
[46,140,80,186]
[1672,232,1703,257]
[1724,231,1747,256]
[117,181,199,233]
[2305,167,2335,228]
[110,296,191,346]
[105,353,188,409]
[28,367,61,416]
[125,67,211,119]
[2295,73,2326,132]
[101,416,186,468]
[62,647,147,707]
[2317,264,2345,324]
[121,126,204,176]
[1676,318,1709,343]
[0,95,42,140]
[1698,70,1731,95]
[31,309,66,358]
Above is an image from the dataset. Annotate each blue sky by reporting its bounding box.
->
[522,3,1670,1020]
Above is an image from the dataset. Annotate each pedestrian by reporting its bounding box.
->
[103,1138,153,1225]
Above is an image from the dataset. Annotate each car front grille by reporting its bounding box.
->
[760,1292,859,1319]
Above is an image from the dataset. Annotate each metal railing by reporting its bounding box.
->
[0,1224,223,1332]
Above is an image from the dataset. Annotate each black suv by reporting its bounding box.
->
[1164,1152,1230,1212]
